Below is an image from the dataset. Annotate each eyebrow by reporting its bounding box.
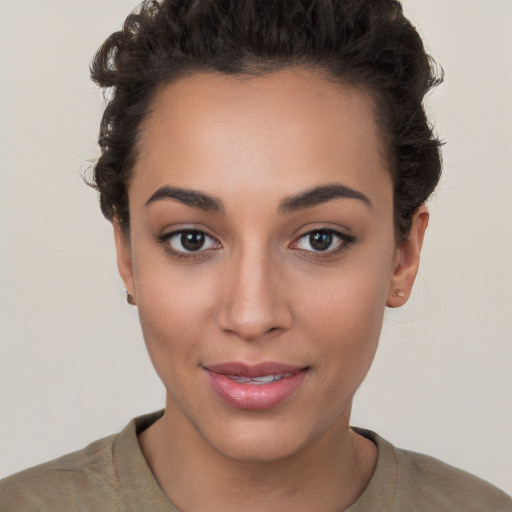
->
[145,182,371,214]
[279,183,372,213]
[145,186,224,212]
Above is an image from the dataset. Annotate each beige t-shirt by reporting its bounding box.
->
[1,410,510,511]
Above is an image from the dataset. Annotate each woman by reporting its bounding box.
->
[1,0,510,510]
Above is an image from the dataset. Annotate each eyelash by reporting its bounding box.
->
[158,229,220,260]
[158,228,355,261]
[290,228,356,259]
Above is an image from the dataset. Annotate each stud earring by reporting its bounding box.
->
[394,288,406,298]
[124,289,136,305]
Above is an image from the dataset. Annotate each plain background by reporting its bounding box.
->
[1,0,511,495]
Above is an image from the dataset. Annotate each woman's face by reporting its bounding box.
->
[116,69,421,461]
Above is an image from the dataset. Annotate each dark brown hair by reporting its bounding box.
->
[90,0,443,241]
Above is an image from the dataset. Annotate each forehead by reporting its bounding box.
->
[131,68,391,209]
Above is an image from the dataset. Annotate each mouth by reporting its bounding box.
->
[224,372,297,385]
[203,362,309,410]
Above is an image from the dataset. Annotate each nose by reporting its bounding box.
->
[217,245,292,342]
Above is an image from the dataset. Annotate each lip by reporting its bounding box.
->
[204,361,307,377]
[203,362,309,410]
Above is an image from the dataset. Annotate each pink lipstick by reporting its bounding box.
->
[203,362,308,410]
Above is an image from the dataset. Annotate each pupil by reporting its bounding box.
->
[181,231,205,251]
[310,231,332,251]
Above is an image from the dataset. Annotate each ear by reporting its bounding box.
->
[113,221,137,306]
[386,205,429,308]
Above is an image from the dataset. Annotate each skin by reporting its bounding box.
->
[114,68,428,512]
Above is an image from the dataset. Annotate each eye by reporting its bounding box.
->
[160,229,220,256]
[292,229,354,254]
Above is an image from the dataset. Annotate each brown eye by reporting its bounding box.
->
[162,229,220,255]
[292,229,355,255]
[309,231,333,251]
[181,231,206,251]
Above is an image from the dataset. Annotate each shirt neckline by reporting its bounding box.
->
[112,411,396,512]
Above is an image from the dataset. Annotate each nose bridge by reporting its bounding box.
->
[218,240,289,340]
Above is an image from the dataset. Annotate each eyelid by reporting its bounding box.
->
[157,224,355,260]
[158,226,222,259]
[289,226,356,256]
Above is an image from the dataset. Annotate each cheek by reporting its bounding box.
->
[303,283,385,366]
[295,253,392,373]
[299,253,391,329]
[300,282,385,415]
[133,259,221,384]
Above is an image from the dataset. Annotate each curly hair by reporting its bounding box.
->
[90,0,443,241]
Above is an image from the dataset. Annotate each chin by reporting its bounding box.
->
[191,405,346,464]
[205,425,312,463]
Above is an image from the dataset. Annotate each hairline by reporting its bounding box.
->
[119,64,397,239]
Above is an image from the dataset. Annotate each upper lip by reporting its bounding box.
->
[203,362,308,377]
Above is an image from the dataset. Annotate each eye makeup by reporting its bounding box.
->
[157,228,222,261]
[157,225,356,263]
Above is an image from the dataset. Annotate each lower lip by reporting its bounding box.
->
[205,370,308,410]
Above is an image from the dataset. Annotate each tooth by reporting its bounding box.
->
[251,375,276,383]
[226,372,296,384]
[229,375,251,383]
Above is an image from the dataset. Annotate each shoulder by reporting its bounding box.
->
[350,428,511,512]
[0,411,168,512]
[0,433,120,511]
[393,443,512,511]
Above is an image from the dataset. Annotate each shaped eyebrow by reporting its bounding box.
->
[145,186,224,213]
[279,183,372,213]
[145,183,371,214]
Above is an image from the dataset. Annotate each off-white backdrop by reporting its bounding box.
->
[1,0,511,495]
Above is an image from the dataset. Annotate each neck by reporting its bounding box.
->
[139,400,377,512]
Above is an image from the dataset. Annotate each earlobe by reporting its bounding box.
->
[386,205,429,308]
[113,221,137,306]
